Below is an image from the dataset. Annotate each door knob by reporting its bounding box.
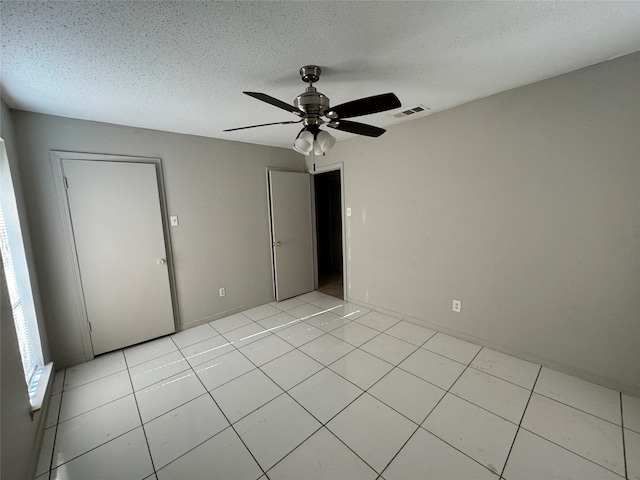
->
[273,241,281,247]
[157,259,166,265]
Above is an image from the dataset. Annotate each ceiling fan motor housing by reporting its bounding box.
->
[295,87,330,125]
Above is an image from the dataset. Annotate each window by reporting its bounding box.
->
[0,138,50,409]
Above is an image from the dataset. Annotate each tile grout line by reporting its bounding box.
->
[46,369,66,479]
[397,327,633,432]
[229,314,382,477]
[372,336,451,477]
[498,364,542,479]
[49,370,142,475]
[238,303,360,393]
[167,335,267,477]
[526,391,626,428]
[515,427,627,478]
[620,392,628,480]
[123,350,159,477]
[52,390,134,425]
[325,330,467,477]
[375,423,424,478]
[274,377,379,475]
[227,302,524,423]
[146,335,268,479]
[362,323,625,430]
[45,426,143,474]
[61,363,129,392]
[318,416,384,476]
[262,423,329,478]
[378,346,493,478]
[289,311,470,449]
[127,360,205,423]
[184,335,275,480]
[360,340,531,431]
[281,317,426,477]
[504,387,630,475]
[348,324,444,422]
[53,294,632,480]
[42,296,336,479]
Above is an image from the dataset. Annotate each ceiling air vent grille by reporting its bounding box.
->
[392,104,430,119]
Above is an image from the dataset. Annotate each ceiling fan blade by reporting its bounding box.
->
[223,119,302,132]
[327,120,386,137]
[328,93,401,119]
[244,92,302,116]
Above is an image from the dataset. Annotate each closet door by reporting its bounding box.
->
[63,159,175,355]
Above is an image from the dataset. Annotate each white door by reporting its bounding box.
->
[268,170,315,301]
[63,159,175,355]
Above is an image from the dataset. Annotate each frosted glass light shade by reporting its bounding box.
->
[293,143,310,155]
[294,130,314,154]
[315,130,336,152]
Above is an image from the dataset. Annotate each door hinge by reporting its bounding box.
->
[63,177,69,189]
[88,321,92,332]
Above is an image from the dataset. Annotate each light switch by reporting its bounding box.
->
[170,216,179,226]
[346,208,352,217]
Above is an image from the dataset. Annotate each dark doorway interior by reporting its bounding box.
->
[314,170,343,299]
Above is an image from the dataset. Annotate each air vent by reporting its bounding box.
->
[391,104,430,119]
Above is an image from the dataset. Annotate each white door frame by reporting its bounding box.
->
[51,151,179,361]
[309,162,347,301]
[266,167,316,300]
[266,167,291,300]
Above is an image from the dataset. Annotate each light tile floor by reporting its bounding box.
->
[37,292,639,480]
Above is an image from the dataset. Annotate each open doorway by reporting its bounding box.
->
[314,170,343,299]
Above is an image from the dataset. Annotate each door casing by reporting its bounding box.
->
[267,163,347,302]
[267,168,315,300]
[51,151,179,362]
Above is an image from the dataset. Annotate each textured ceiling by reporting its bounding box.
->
[2,1,639,149]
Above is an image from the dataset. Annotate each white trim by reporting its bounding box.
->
[50,152,94,360]
[348,296,640,398]
[49,151,179,362]
[181,296,275,330]
[28,362,53,412]
[265,168,278,300]
[265,166,312,301]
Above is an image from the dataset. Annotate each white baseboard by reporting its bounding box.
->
[347,296,640,398]
[54,354,91,371]
[27,363,56,480]
[178,297,275,332]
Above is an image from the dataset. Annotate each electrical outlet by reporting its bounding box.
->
[452,299,461,313]
[219,287,226,297]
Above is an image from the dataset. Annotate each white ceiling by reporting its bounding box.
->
[2,1,639,149]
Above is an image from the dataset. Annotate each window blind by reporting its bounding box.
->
[0,203,40,385]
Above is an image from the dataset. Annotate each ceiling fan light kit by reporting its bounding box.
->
[224,65,401,154]
[293,125,337,156]
[293,129,315,155]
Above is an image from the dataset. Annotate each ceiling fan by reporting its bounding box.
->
[224,65,401,155]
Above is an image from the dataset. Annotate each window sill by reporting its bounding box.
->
[29,362,53,413]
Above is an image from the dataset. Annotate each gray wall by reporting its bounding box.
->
[1,102,49,480]
[12,112,303,367]
[1,262,43,480]
[310,53,640,395]
[10,53,640,396]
